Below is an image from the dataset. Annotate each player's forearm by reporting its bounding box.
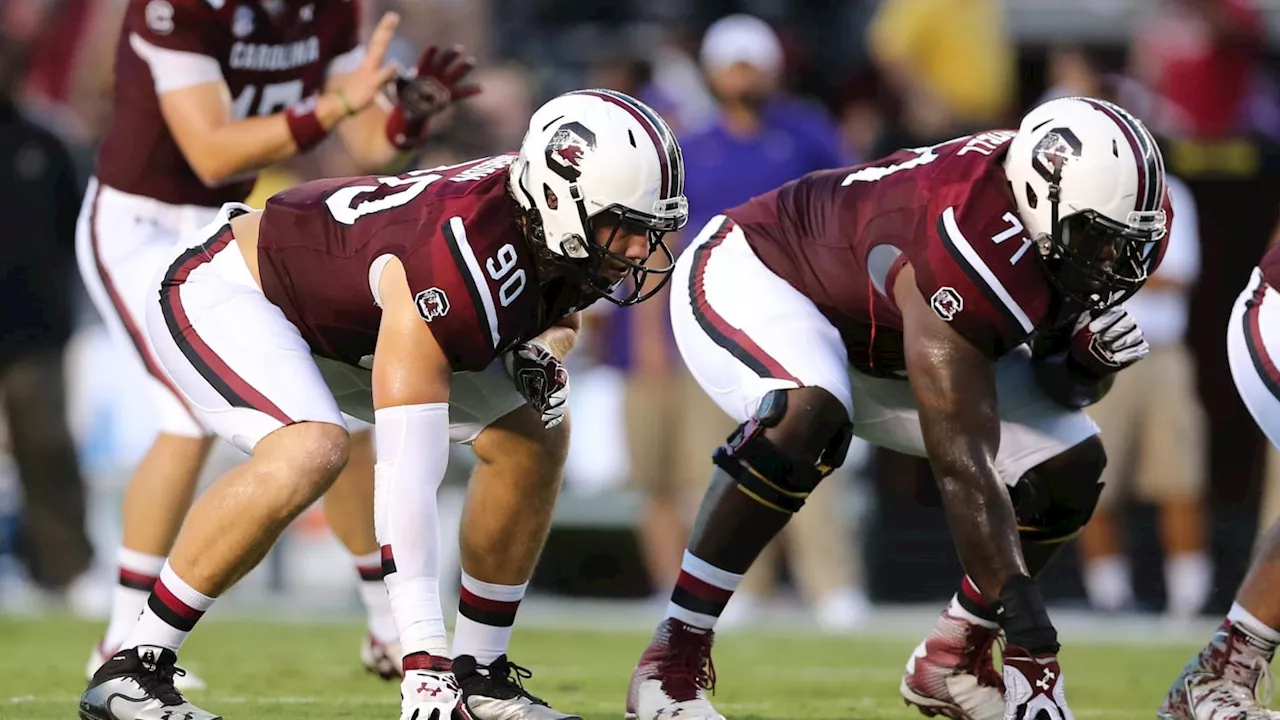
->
[192,93,347,185]
[933,456,1029,603]
[909,332,1027,603]
[534,324,579,362]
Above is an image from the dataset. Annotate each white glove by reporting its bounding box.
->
[1070,305,1149,376]
[503,339,569,429]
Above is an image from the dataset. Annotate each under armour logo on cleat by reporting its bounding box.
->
[1036,667,1057,691]
[159,712,194,720]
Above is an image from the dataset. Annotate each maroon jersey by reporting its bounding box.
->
[96,0,360,207]
[257,155,593,372]
[729,131,1173,374]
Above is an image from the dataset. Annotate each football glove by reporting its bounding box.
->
[1003,645,1076,720]
[385,44,482,150]
[503,339,569,430]
[1069,305,1149,378]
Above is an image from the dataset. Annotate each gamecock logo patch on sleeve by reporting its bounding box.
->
[414,287,450,322]
[930,287,963,321]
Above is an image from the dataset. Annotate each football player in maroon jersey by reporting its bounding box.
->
[79,88,688,720]
[1158,241,1280,719]
[76,0,480,687]
[625,96,1172,720]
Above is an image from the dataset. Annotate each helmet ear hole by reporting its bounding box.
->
[1025,183,1039,210]
[542,184,559,210]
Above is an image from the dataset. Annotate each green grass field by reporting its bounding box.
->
[0,615,1206,719]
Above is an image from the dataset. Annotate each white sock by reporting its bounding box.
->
[353,550,398,644]
[451,571,527,664]
[102,548,165,653]
[1228,602,1280,645]
[664,550,744,630]
[119,562,215,654]
[1083,555,1133,612]
[1165,552,1212,618]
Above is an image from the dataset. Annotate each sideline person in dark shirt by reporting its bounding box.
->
[0,13,95,596]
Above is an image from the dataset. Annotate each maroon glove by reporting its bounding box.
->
[1068,305,1149,379]
[1002,645,1074,720]
[385,44,482,149]
[503,339,570,430]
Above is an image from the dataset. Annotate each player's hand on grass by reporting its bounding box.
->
[1002,644,1076,720]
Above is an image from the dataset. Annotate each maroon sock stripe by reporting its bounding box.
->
[148,579,204,633]
[158,226,293,425]
[118,567,158,592]
[87,183,198,424]
[1244,281,1280,402]
[380,545,397,576]
[670,569,733,618]
[357,564,383,582]
[457,587,521,628]
[689,219,800,384]
[958,576,999,622]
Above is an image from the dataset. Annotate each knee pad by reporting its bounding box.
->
[712,390,854,514]
[1010,439,1107,543]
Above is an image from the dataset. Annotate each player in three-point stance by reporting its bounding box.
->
[625,96,1172,720]
[78,0,483,686]
[79,88,688,720]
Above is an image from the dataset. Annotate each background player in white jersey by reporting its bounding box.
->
[77,0,479,686]
[1157,242,1280,720]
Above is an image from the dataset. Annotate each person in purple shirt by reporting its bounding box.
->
[596,13,869,630]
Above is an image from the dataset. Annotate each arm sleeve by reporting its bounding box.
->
[373,402,451,653]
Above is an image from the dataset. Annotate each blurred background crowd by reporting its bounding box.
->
[3,0,1280,632]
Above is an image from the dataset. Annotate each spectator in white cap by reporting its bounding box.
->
[699,13,785,95]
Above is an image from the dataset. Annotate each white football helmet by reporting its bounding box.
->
[1004,96,1169,312]
[508,88,688,305]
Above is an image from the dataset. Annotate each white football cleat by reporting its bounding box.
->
[899,602,1004,720]
[87,638,206,692]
